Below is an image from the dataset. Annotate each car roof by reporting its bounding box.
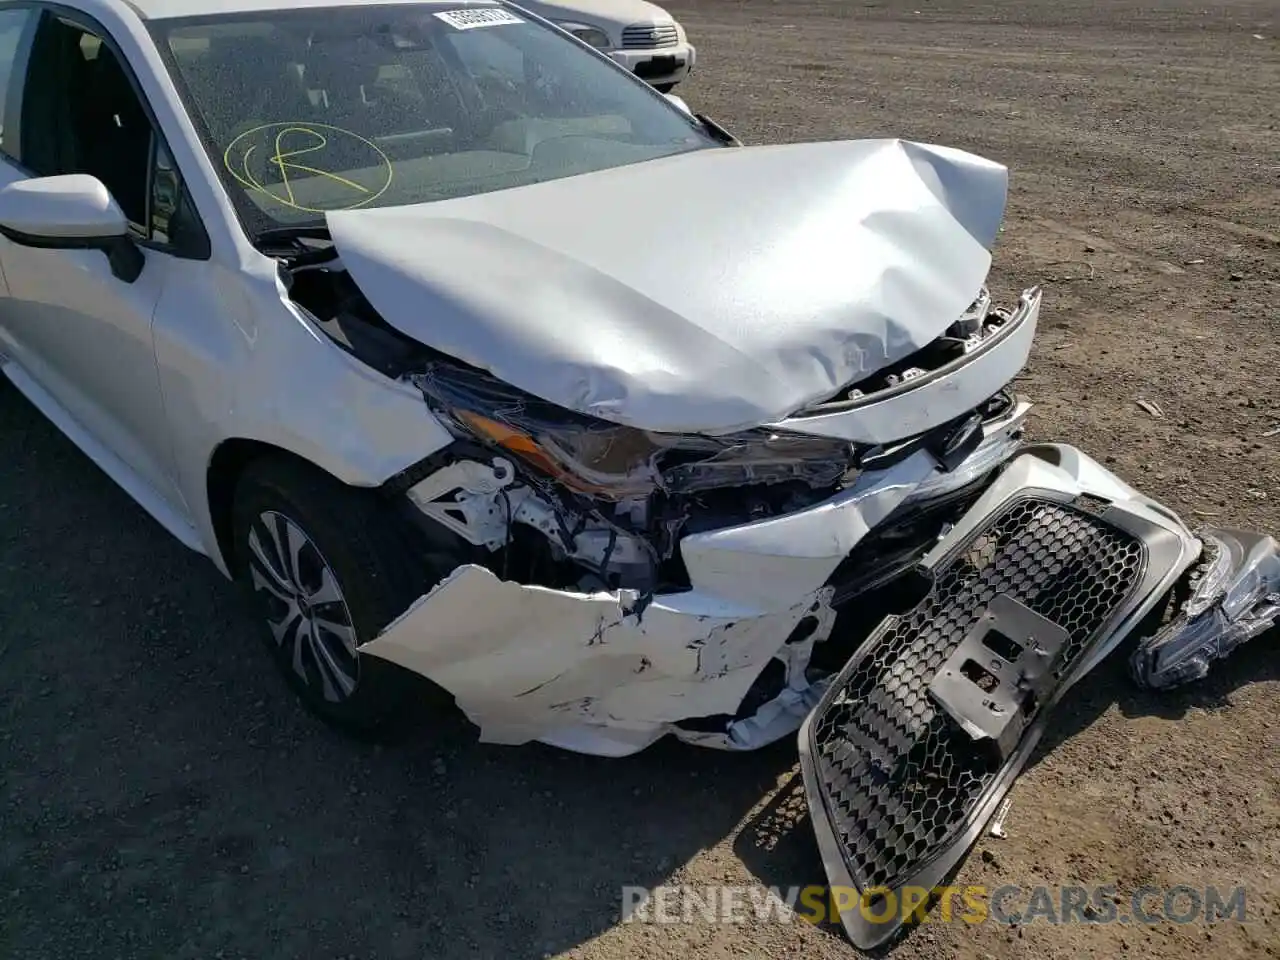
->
[108,0,500,23]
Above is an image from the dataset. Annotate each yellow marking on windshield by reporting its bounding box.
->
[269,126,373,204]
[237,144,265,194]
[223,122,394,213]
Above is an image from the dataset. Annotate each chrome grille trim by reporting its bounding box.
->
[620,23,679,49]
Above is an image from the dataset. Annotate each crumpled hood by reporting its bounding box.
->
[327,138,1008,434]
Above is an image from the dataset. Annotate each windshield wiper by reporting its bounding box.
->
[254,224,339,266]
[255,224,333,247]
[696,113,740,147]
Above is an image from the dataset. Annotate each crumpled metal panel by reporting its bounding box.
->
[328,138,1007,434]
[358,563,835,750]
[360,404,1030,757]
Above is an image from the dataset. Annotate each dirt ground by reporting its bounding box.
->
[2,0,1278,958]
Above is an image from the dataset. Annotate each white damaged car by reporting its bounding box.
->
[1,0,1276,943]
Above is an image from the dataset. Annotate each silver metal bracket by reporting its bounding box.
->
[405,458,520,550]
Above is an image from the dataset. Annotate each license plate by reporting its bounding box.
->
[637,55,677,77]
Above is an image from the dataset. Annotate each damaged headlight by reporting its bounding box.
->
[1131,528,1280,689]
[453,408,664,499]
[411,363,859,501]
[656,431,858,494]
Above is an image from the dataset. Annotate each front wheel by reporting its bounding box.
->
[231,455,443,735]
[652,82,677,94]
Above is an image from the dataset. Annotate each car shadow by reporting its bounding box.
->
[0,380,794,959]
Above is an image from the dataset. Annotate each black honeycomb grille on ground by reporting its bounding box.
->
[811,496,1145,892]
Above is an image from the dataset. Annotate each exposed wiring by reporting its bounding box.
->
[597,528,618,586]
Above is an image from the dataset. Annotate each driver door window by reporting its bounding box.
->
[20,16,151,226]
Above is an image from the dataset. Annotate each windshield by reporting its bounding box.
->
[149,3,715,236]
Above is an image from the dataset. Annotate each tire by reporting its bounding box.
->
[653,82,677,93]
[230,454,447,736]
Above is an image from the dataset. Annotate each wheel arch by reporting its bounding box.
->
[206,438,345,575]
[202,412,456,579]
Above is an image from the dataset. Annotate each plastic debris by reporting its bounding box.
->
[1136,399,1165,419]
[989,797,1014,839]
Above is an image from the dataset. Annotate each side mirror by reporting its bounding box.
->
[664,92,693,116]
[0,174,144,282]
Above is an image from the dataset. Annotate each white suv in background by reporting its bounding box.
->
[519,0,695,91]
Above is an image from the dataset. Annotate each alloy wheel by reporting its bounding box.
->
[246,510,360,702]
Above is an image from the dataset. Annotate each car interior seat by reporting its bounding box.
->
[77,45,153,224]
